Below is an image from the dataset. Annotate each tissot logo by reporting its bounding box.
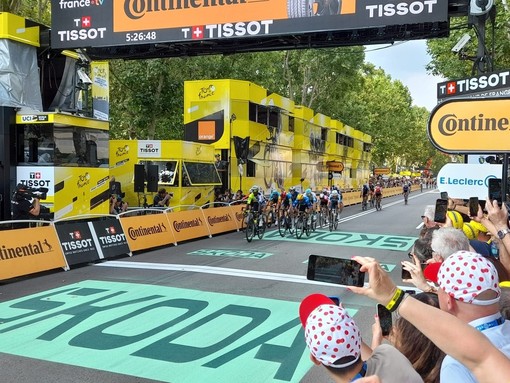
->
[30,172,42,179]
[365,0,437,18]
[438,71,510,98]
[182,20,273,39]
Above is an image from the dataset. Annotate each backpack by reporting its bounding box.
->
[375,186,382,194]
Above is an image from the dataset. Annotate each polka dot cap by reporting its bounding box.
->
[438,250,501,305]
[299,294,361,368]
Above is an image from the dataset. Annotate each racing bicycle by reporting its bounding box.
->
[245,210,266,242]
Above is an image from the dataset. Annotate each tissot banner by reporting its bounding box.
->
[51,0,448,49]
[90,218,130,258]
[55,221,101,265]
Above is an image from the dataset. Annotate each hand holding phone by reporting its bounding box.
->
[307,255,365,287]
[376,304,392,336]
[434,199,448,223]
[488,178,503,205]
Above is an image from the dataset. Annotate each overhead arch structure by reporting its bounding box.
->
[50,0,470,60]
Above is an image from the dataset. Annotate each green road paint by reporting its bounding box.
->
[380,263,397,272]
[188,249,273,259]
[0,281,358,383]
[263,229,415,251]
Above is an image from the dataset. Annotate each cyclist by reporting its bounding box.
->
[360,182,370,210]
[328,189,341,212]
[374,182,383,210]
[267,188,280,224]
[368,182,375,207]
[246,185,262,217]
[402,182,410,205]
[293,193,313,219]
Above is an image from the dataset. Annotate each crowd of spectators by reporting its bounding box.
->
[299,195,510,383]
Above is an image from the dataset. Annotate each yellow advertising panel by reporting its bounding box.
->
[428,98,510,153]
[119,214,175,252]
[166,209,210,243]
[203,206,239,235]
[91,61,110,121]
[0,226,67,280]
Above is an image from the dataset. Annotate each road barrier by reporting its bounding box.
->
[0,188,403,281]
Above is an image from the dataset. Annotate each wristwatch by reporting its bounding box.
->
[497,228,509,240]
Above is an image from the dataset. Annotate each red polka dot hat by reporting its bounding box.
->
[437,250,501,305]
[299,294,361,368]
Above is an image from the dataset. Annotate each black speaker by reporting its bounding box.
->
[134,164,145,193]
[147,164,159,192]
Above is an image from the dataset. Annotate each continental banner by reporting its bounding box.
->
[119,213,176,251]
[167,209,210,243]
[203,206,238,235]
[230,203,245,229]
[90,218,131,258]
[0,226,68,281]
[55,221,101,266]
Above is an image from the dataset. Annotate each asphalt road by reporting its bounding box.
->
[0,188,438,383]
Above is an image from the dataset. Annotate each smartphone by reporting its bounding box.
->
[440,191,448,200]
[488,178,502,205]
[376,304,392,336]
[434,199,448,223]
[328,296,341,306]
[307,254,365,287]
[401,264,412,280]
[469,197,479,216]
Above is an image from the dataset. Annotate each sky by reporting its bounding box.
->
[364,40,446,111]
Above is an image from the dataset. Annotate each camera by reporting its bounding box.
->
[12,184,48,201]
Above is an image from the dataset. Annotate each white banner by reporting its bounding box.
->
[437,163,502,199]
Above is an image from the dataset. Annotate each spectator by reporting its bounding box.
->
[383,293,445,383]
[436,251,510,382]
[110,194,128,214]
[349,255,510,383]
[109,176,124,198]
[299,294,424,383]
[153,188,171,207]
[421,205,438,229]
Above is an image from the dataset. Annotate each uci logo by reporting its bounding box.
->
[21,115,37,122]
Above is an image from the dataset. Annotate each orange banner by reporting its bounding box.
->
[119,213,176,252]
[203,206,239,235]
[0,226,67,281]
[230,203,246,229]
[167,209,210,243]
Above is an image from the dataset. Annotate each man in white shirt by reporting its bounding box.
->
[437,250,510,382]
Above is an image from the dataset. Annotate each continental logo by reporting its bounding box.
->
[235,211,245,221]
[173,218,203,232]
[0,240,54,261]
[128,223,167,240]
[437,113,509,137]
[124,0,247,20]
[207,214,232,226]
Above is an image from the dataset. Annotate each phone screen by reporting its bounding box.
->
[469,197,479,216]
[440,191,448,200]
[377,304,392,336]
[307,255,365,287]
[488,178,502,204]
[434,199,448,223]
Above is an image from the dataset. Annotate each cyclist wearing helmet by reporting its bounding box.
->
[246,185,261,214]
[328,189,341,210]
[269,189,280,205]
[293,192,313,215]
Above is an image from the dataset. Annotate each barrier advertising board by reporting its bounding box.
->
[436,163,502,199]
[50,0,448,50]
[428,98,510,153]
[167,209,210,243]
[119,213,176,251]
[55,221,101,266]
[0,226,68,280]
[90,218,131,258]
[203,206,238,235]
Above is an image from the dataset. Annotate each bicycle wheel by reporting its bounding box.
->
[246,220,256,242]
[310,212,317,232]
[329,211,334,232]
[258,216,266,239]
[295,216,304,239]
[278,212,287,237]
[305,216,311,237]
[287,215,294,234]
[333,212,338,230]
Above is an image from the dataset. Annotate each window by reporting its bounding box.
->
[140,160,178,186]
[321,127,328,141]
[363,143,372,152]
[289,116,295,132]
[247,160,256,177]
[183,162,222,185]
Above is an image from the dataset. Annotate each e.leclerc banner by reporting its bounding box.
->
[0,226,68,280]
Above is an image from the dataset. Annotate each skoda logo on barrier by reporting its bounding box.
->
[428,97,510,153]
